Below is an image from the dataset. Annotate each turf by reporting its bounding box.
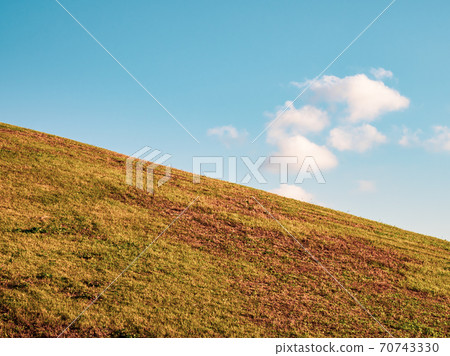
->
[0,122,448,337]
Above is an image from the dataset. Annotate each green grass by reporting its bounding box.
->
[0,122,449,337]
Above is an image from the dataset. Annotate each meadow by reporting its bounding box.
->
[0,122,448,337]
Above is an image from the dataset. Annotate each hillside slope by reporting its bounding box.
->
[0,122,449,338]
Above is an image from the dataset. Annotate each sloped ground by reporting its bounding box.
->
[0,122,448,337]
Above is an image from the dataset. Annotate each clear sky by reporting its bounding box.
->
[1,0,449,240]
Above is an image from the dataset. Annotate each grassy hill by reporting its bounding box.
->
[0,122,449,338]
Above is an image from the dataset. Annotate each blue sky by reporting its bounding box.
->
[1,0,449,240]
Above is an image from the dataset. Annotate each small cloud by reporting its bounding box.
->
[370,67,393,80]
[207,125,239,139]
[357,180,376,193]
[399,127,422,147]
[299,73,409,123]
[399,126,450,152]
[425,126,450,152]
[290,80,308,89]
[267,133,338,171]
[328,124,387,152]
[207,125,247,147]
[270,184,314,202]
[270,103,330,135]
[266,103,337,171]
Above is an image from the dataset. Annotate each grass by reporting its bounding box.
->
[0,122,449,337]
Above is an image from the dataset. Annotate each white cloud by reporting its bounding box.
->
[425,126,450,152]
[266,103,337,171]
[399,127,422,147]
[303,74,409,123]
[270,184,314,202]
[207,125,247,147]
[399,126,450,152]
[270,102,330,135]
[370,67,393,80]
[207,125,239,139]
[357,180,376,193]
[265,70,408,175]
[328,124,387,152]
[269,134,338,170]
